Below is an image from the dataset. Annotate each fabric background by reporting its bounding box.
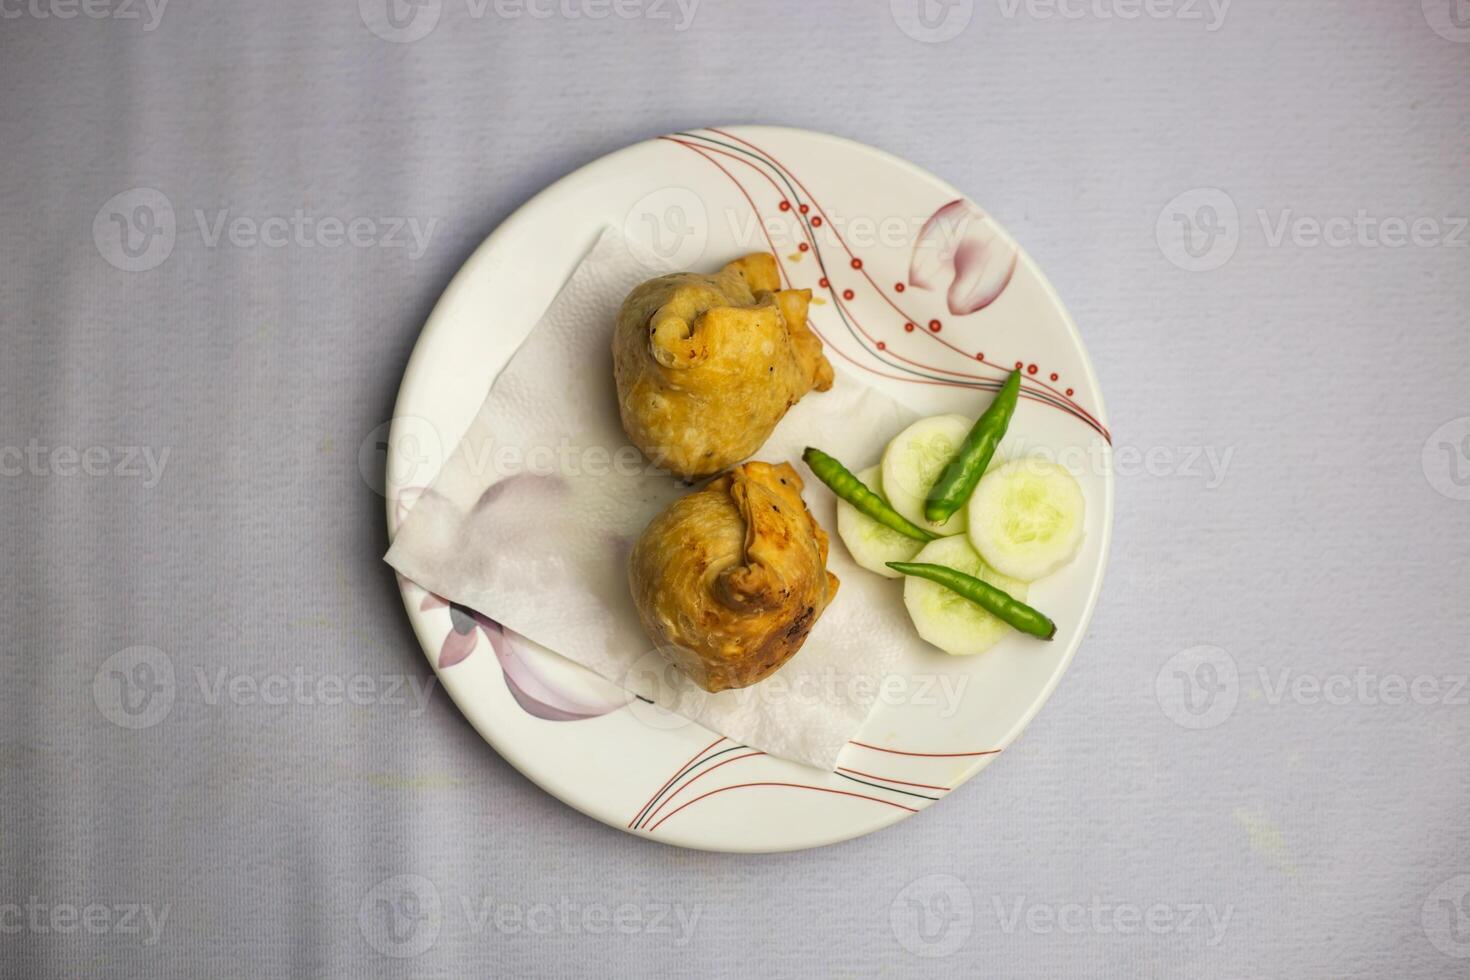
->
[1,1,1467,976]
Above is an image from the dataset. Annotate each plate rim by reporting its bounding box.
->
[386,124,1114,852]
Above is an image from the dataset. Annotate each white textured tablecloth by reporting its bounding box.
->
[2,2,1467,976]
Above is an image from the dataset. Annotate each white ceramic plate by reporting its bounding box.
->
[386,126,1112,852]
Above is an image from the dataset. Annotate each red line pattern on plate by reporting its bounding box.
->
[847,740,1003,758]
[648,782,919,833]
[674,138,1047,404]
[627,735,724,828]
[641,751,766,828]
[671,127,1110,441]
[835,767,951,792]
[662,132,1037,410]
[665,137,1007,390]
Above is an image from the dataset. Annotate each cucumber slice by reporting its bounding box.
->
[881,414,986,538]
[901,535,1029,656]
[835,466,924,578]
[966,458,1085,581]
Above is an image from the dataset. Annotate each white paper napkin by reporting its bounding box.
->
[385,228,922,769]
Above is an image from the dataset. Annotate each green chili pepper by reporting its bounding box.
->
[886,561,1056,640]
[923,369,1023,523]
[802,447,936,542]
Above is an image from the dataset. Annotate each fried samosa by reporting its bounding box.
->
[612,253,833,480]
[628,460,839,693]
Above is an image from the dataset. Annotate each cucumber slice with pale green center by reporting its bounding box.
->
[880,414,990,538]
[967,457,1085,582]
[835,466,924,578]
[901,535,1029,656]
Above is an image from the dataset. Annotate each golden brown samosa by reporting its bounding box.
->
[628,461,838,693]
[612,253,833,480]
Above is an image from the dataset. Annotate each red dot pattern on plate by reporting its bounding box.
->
[842,289,855,300]
[799,204,809,214]
[819,277,829,288]
[779,200,791,211]
[928,319,942,332]
[811,216,823,227]
[1014,361,1023,369]
[798,242,809,252]
[850,259,862,269]
[1066,388,1074,396]
[975,352,984,361]
[876,341,886,351]
[903,322,915,332]
[894,282,905,292]
[1050,373,1059,382]
[1027,364,1037,375]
